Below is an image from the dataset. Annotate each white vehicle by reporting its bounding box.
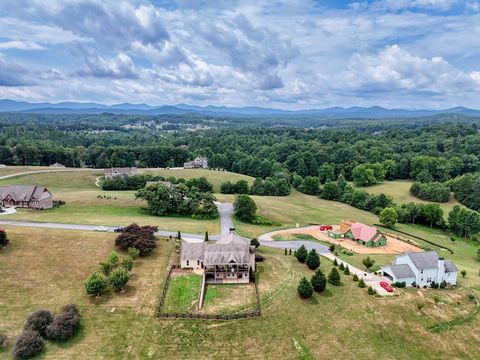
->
[94,226,109,232]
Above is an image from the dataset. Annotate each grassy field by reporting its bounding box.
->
[162,273,202,313]
[139,168,254,192]
[0,170,220,234]
[356,180,461,216]
[201,284,258,314]
[0,166,62,176]
[216,190,380,238]
[1,226,479,359]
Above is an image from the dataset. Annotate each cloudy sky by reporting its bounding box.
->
[1,0,480,109]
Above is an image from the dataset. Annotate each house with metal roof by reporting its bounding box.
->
[180,232,256,284]
[381,251,458,287]
[0,185,53,209]
[343,222,387,247]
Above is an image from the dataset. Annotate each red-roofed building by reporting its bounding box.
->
[344,222,387,247]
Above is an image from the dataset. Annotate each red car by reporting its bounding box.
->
[380,281,394,293]
[319,225,333,231]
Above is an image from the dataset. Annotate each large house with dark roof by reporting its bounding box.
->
[0,185,53,209]
[183,156,208,169]
[381,251,458,287]
[180,232,256,284]
[344,222,387,247]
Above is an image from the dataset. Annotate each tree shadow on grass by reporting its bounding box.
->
[318,287,335,298]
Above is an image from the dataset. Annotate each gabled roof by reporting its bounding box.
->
[349,222,381,242]
[0,185,51,202]
[216,232,249,245]
[384,264,415,279]
[405,251,440,270]
[203,244,250,265]
[181,243,205,261]
[104,167,137,175]
[444,260,458,273]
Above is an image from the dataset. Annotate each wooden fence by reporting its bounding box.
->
[157,265,261,320]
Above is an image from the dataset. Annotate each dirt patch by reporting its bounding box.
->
[263,225,423,254]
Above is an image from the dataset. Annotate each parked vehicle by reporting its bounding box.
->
[114,227,125,233]
[319,225,333,231]
[94,226,109,232]
[380,281,394,292]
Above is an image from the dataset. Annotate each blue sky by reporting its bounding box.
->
[1,0,480,109]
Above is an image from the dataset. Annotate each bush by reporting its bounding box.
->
[440,280,447,289]
[431,281,439,289]
[250,238,260,248]
[461,270,467,278]
[109,267,130,292]
[107,251,119,266]
[328,267,341,286]
[393,281,406,288]
[339,262,345,271]
[344,266,350,275]
[295,245,308,263]
[45,304,80,341]
[306,249,320,270]
[311,269,327,292]
[297,277,313,299]
[12,330,44,359]
[115,224,158,255]
[24,310,53,337]
[352,274,359,282]
[358,278,366,288]
[121,257,134,271]
[0,229,9,249]
[127,247,140,259]
[367,286,376,295]
[362,256,375,270]
[333,258,338,266]
[0,334,8,348]
[85,272,108,297]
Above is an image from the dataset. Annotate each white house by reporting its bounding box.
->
[381,251,458,287]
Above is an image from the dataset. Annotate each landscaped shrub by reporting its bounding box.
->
[333,258,338,266]
[306,249,320,270]
[84,272,108,297]
[367,286,376,295]
[297,277,313,299]
[295,245,308,263]
[344,265,350,275]
[109,267,130,292]
[24,310,53,337]
[107,251,119,266]
[311,269,327,292]
[440,280,447,289]
[45,304,81,341]
[250,238,260,248]
[0,334,8,349]
[115,224,158,255]
[352,274,359,282]
[12,330,44,359]
[121,257,133,271]
[339,262,345,271]
[461,270,467,278]
[0,229,9,249]
[328,267,341,286]
[393,281,406,288]
[127,247,140,259]
[431,281,439,289]
[358,278,366,288]
[362,256,375,270]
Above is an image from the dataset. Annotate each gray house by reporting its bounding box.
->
[183,156,208,169]
[0,185,53,209]
[180,232,256,284]
[382,251,458,287]
[104,167,137,179]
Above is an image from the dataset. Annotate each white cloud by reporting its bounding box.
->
[0,41,45,50]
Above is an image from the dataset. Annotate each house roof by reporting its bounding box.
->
[445,260,458,273]
[405,251,440,270]
[0,185,50,202]
[104,167,136,175]
[203,244,250,265]
[384,264,415,279]
[349,222,381,242]
[216,232,249,245]
[181,243,205,261]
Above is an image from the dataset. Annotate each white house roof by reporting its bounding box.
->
[444,260,458,273]
[384,264,415,279]
[180,243,205,261]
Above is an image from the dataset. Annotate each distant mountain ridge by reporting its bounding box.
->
[1,99,480,118]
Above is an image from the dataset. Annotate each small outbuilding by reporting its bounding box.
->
[344,222,387,247]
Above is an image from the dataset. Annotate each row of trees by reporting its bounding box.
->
[449,173,480,212]
[410,182,450,203]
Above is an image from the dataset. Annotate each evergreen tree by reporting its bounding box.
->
[328,267,341,286]
[297,277,313,299]
[295,245,308,263]
[339,262,345,271]
[109,267,130,292]
[333,258,338,266]
[311,269,327,292]
[306,249,320,270]
[352,274,359,282]
[367,286,376,295]
[204,231,209,242]
[358,278,366,288]
[85,273,108,297]
[344,265,350,275]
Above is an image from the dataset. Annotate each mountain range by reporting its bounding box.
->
[1,99,480,118]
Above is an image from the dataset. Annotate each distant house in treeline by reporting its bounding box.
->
[0,185,53,209]
[183,156,208,169]
[145,180,173,189]
[49,162,65,168]
[104,167,137,179]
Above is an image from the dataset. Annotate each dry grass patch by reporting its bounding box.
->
[201,284,257,314]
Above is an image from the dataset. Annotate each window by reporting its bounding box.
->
[420,270,423,274]
[186,260,189,266]
[197,260,200,266]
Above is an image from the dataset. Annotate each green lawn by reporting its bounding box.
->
[1,227,479,359]
[162,274,203,313]
[355,180,461,217]
[201,284,258,314]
